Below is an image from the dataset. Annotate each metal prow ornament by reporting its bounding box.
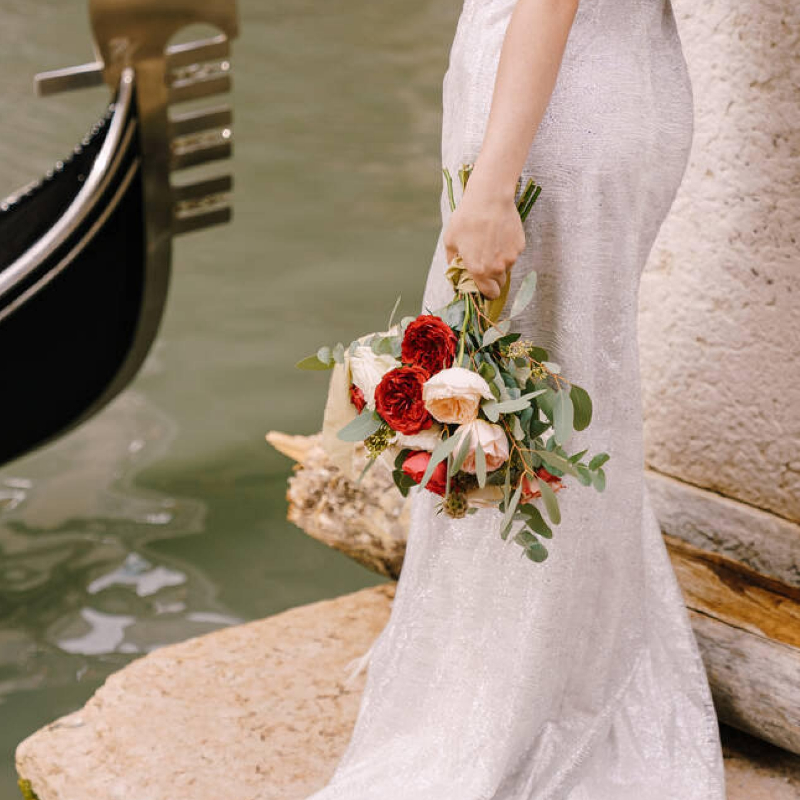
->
[0,0,238,467]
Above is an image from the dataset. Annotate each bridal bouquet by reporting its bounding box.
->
[297,165,608,563]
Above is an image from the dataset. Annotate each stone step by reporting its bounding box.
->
[15,585,800,799]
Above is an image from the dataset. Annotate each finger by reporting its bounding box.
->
[476,276,501,300]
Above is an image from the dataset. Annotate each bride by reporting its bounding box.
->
[307,0,726,797]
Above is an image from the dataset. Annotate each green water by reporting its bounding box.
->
[0,1,458,794]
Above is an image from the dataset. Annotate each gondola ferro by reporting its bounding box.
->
[0,0,238,466]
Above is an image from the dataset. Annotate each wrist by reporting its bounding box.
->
[467,155,521,203]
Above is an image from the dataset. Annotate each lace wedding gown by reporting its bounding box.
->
[307,0,726,797]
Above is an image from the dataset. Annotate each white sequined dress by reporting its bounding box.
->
[307,0,726,797]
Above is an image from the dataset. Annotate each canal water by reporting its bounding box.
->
[0,0,459,793]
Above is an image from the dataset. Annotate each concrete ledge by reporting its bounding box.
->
[15,583,800,800]
[16,584,395,800]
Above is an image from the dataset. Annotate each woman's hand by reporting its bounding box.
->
[443,170,526,300]
[441,0,579,300]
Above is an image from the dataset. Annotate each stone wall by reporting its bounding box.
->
[640,1,799,546]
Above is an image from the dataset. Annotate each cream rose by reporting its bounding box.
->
[422,367,494,424]
[456,419,510,474]
[394,424,443,452]
[349,345,399,409]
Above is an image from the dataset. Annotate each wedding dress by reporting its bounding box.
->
[306,0,726,797]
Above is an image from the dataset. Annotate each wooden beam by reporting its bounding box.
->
[268,431,800,755]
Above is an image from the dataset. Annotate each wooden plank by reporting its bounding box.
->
[269,432,800,754]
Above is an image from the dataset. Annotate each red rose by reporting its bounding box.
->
[401,314,458,378]
[349,383,366,413]
[402,450,448,496]
[521,466,565,503]
[374,366,433,435]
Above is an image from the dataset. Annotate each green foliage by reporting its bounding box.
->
[419,434,461,491]
[570,384,593,430]
[537,477,561,524]
[337,409,382,442]
[552,388,574,446]
[509,270,538,318]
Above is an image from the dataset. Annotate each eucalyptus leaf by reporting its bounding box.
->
[570,384,593,431]
[593,468,606,493]
[451,431,473,474]
[534,449,579,478]
[537,477,561,524]
[521,503,552,538]
[418,434,461,491]
[482,322,511,348]
[332,342,346,364]
[568,448,588,464]
[509,270,538,318]
[296,354,335,371]
[576,465,593,486]
[475,442,487,488]
[500,480,524,540]
[552,389,574,446]
[356,456,377,485]
[525,540,549,563]
[317,346,332,364]
[387,295,402,330]
[589,452,610,471]
[336,410,381,442]
[537,388,556,421]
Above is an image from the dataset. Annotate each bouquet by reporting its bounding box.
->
[297,165,608,563]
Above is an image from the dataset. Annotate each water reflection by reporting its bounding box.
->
[0,390,242,697]
[0,0,457,791]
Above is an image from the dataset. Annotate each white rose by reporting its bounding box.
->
[350,345,399,409]
[394,424,443,452]
[422,367,494,424]
[455,419,510,474]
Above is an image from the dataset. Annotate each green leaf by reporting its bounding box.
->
[552,389,574,446]
[520,503,552,538]
[568,448,588,464]
[509,271,538,318]
[570,384,593,431]
[296,354,335,371]
[482,320,511,347]
[499,479,524,540]
[589,452,610,471]
[387,295,402,330]
[537,388,556,421]
[478,362,496,382]
[317,346,332,364]
[593,468,606,492]
[418,434,461,491]
[451,434,472,475]
[336,410,382,442]
[394,447,412,470]
[475,442,487,488]
[576,464,593,486]
[533,449,579,478]
[356,456,377,485]
[537,477,561,524]
[525,540,549,563]
[482,389,546,421]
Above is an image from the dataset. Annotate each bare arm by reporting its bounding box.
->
[443,0,580,299]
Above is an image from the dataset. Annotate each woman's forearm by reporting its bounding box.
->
[469,0,580,199]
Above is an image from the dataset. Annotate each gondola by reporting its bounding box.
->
[0,0,238,467]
